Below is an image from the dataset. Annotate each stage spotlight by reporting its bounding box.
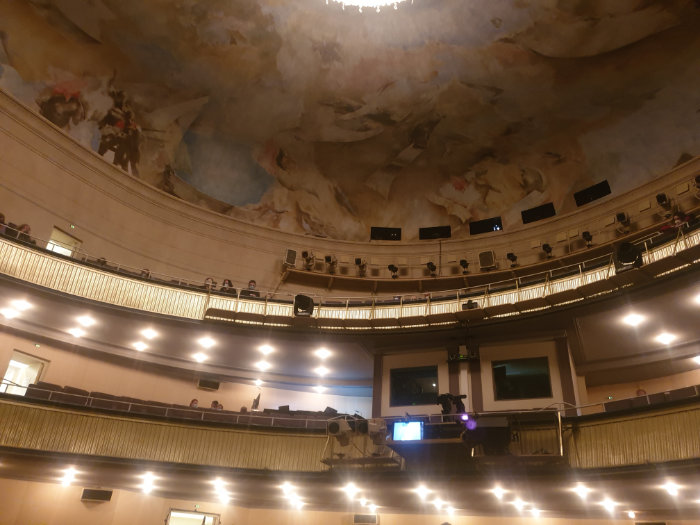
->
[582,231,593,247]
[355,257,367,277]
[388,264,399,279]
[426,261,437,277]
[656,193,670,208]
[542,244,553,258]
[459,259,469,275]
[462,300,478,310]
[324,255,337,275]
[327,418,352,446]
[506,252,518,268]
[616,212,629,225]
[301,251,315,271]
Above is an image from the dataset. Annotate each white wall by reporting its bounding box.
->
[0,331,371,416]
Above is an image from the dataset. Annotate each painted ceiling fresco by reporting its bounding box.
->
[1,0,699,241]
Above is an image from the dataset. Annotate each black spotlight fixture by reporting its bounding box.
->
[426,261,437,277]
[542,243,553,258]
[582,231,593,247]
[462,299,479,310]
[459,259,469,275]
[324,255,337,275]
[388,264,399,279]
[301,250,315,271]
[355,257,367,278]
[616,212,630,225]
[506,252,518,268]
[656,193,670,208]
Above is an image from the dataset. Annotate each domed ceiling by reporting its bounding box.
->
[1,0,699,241]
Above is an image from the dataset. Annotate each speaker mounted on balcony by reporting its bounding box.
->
[284,249,297,267]
[81,489,113,502]
[293,294,314,317]
[614,242,643,273]
[478,250,497,271]
[197,378,220,391]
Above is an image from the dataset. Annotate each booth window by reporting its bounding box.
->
[390,365,438,407]
[1,350,48,395]
[492,357,552,400]
[167,510,219,525]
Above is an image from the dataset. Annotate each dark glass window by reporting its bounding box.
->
[492,357,552,400]
[390,366,438,406]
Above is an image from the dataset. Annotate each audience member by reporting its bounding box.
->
[204,277,216,291]
[240,279,260,298]
[220,278,235,294]
[17,224,36,245]
[211,400,219,409]
[140,268,152,279]
[189,398,199,408]
[216,403,224,411]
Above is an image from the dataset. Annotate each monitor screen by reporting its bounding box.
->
[392,421,423,441]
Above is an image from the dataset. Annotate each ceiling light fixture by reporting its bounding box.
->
[414,484,432,501]
[132,341,148,352]
[259,344,274,355]
[314,366,329,376]
[343,482,360,500]
[446,505,455,516]
[511,498,526,512]
[212,477,231,504]
[254,379,263,387]
[621,313,645,327]
[60,467,77,486]
[572,483,592,500]
[192,352,208,363]
[368,503,378,513]
[10,299,32,311]
[693,355,700,365]
[627,510,636,519]
[197,336,216,349]
[315,348,331,359]
[313,385,327,393]
[76,315,96,327]
[325,0,409,13]
[140,328,158,340]
[530,508,541,518]
[0,308,20,319]
[255,360,271,371]
[141,472,156,494]
[600,497,617,514]
[67,327,86,338]
[662,481,680,496]
[490,486,507,500]
[655,332,677,345]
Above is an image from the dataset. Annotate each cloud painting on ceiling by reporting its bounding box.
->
[0,0,698,241]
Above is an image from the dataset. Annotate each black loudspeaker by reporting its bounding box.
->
[293,294,314,316]
[461,416,511,455]
[614,242,643,273]
[278,405,290,413]
[284,249,296,267]
[419,225,451,240]
[370,226,401,241]
[81,489,113,502]
[574,180,611,207]
[469,216,503,235]
[197,378,220,391]
[521,202,556,224]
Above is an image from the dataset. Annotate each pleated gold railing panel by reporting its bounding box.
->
[567,405,700,469]
[0,401,328,472]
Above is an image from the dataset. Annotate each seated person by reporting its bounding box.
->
[239,279,261,298]
[17,224,36,245]
[210,400,220,409]
[204,277,216,291]
[189,398,199,408]
[220,279,236,294]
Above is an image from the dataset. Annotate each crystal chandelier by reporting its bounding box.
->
[325,0,410,13]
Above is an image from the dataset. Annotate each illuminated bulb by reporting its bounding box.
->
[655,332,677,345]
[141,472,156,494]
[693,355,700,365]
[10,299,32,311]
[140,328,158,339]
[432,498,445,511]
[600,497,617,514]
[197,336,216,349]
[315,348,331,359]
[414,484,432,500]
[132,341,148,351]
[627,511,636,519]
[313,385,327,393]
[530,508,541,518]
[622,313,645,327]
[368,503,377,513]
[293,499,304,510]
[662,481,680,496]
[76,315,96,327]
[446,506,455,516]
[192,352,208,363]
[60,467,76,486]
[212,477,231,504]
[491,486,507,500]
[359,497,368,506]
[67,327,86,338]
[314,366,329,376]
[254,379,263,387]
[572,483,592,500]
[255,360,271,371]
[694,293,700,305]
[0,308,20,319]
[259,344,274,355]
[343,483,360,499]
[511,498,526,512]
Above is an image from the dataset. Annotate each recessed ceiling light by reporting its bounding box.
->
[314,366,329,376]
[600,497,617,514]
[446,506,455,516]
[0,308,20,319]
[197,336,216,349]
[621,313,645,327]
[10,299,32,311]
[192,352,208,363]
[254,379,263,387]
[490,486,507,500]
[693,355,700,365]
[132,341,148,352]
[627,511,636,519]
[655,332,677,345]
[662,481,680,496]
[313,385,327,393]
[511,498,526,512]
[76,315,96,327]
[60,467,77,486]
[432,498,445,511]
[414,484,432,500]
[368,503,378,513]
[530,508,541,518]
[67,327,86,338]
[314,347,331,359]
[141,472,156,494]
[572,483,592,500]
[140,328,158,340]
[343,482,360,499]
[255,360,271,371]
[694,293,700,305]
[258,344,274,355]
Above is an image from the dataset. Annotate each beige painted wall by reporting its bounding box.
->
[1,90,698,297]
[0,331,371,415]
[586,367,700,405]
[479,340,564,412]
[1,478,700,525]
[381,350,448,417]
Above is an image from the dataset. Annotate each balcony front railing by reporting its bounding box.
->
[0,224,698,328]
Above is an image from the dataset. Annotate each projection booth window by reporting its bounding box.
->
[390,366,438,407]
[491,356,552,401]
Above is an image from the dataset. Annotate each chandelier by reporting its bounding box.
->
[325,0,410,13]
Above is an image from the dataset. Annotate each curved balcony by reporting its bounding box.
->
[0,219,698,331]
